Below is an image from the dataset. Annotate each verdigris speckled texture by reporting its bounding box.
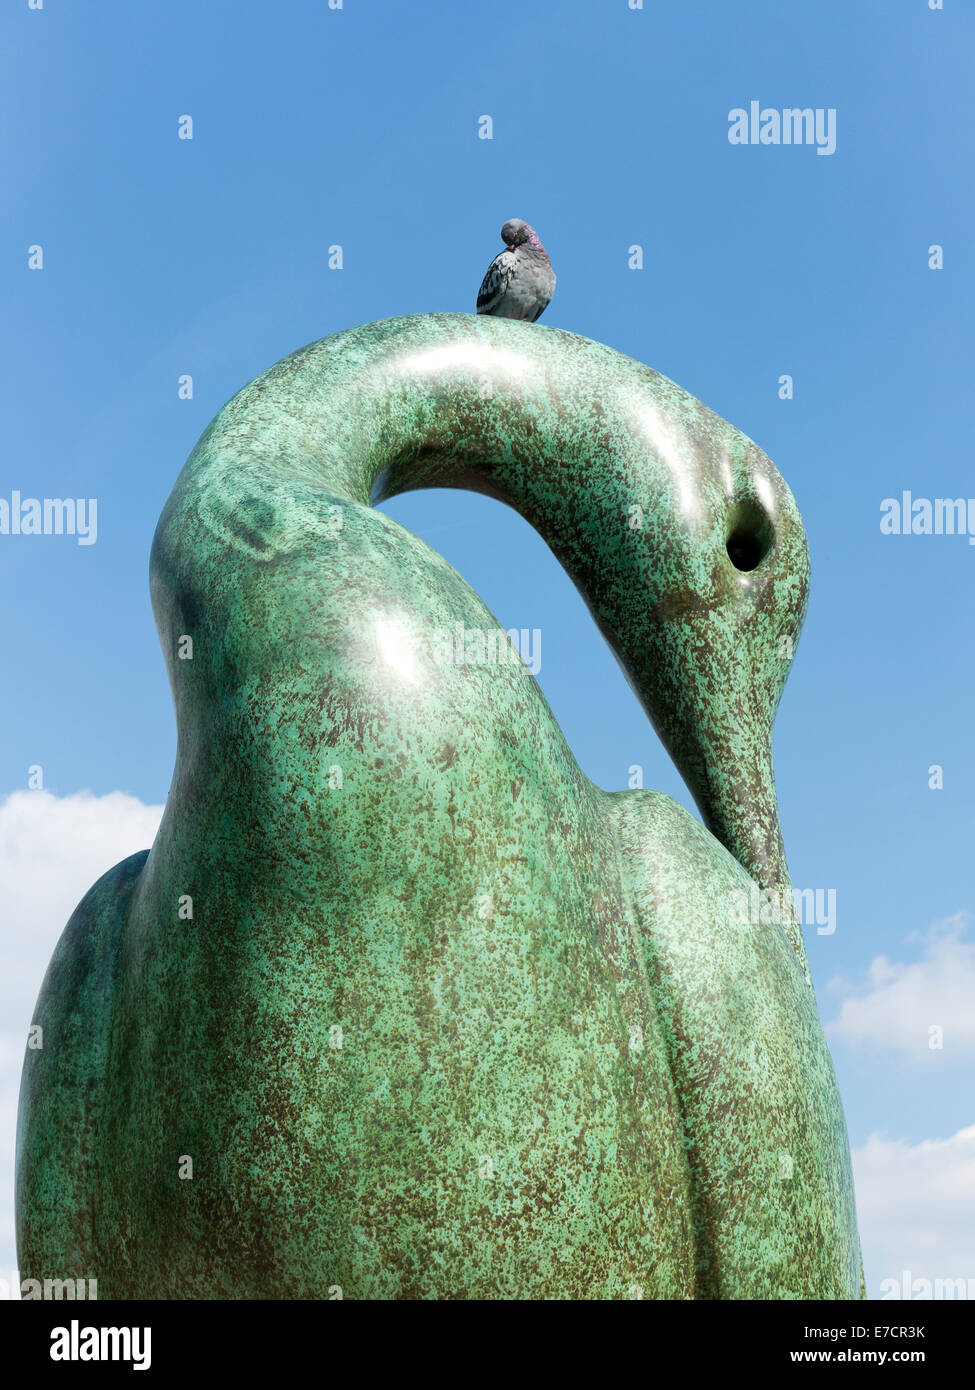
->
[17,313,862,1299]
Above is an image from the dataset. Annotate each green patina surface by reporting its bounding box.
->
[17,313,862,1298]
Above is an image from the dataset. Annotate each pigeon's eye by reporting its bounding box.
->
[726,500,774,572]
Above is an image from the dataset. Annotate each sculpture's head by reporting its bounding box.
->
[581,396,811,945]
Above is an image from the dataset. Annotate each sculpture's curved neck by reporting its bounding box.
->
[154,313,810,973]
[185,313,693,528]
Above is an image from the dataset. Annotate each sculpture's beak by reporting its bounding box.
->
[657,615,794,926]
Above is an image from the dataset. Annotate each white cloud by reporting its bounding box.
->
[854,1126,975,1297]
[0,789,162,1290]
[826,913,975,1059]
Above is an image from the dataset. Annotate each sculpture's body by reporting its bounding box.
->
[17,314,862,1298]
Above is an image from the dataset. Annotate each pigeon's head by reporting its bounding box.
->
[501,219,533,248]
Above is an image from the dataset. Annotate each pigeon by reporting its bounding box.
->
[476,219,555,322]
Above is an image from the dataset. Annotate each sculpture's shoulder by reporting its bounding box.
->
[607,784,806,989]
[19,847,149,1121]
[608,787,753,909]
[29,850,149,1027]
[17,851,149,1276]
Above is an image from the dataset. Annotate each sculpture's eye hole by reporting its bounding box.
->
[726,501,775,572]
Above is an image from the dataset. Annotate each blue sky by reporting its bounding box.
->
[1,0,973,1295]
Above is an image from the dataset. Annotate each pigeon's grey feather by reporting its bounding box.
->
[476,220,555,322]
[476,250,517,315]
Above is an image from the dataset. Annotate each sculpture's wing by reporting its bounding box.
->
[476,250,515,314]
